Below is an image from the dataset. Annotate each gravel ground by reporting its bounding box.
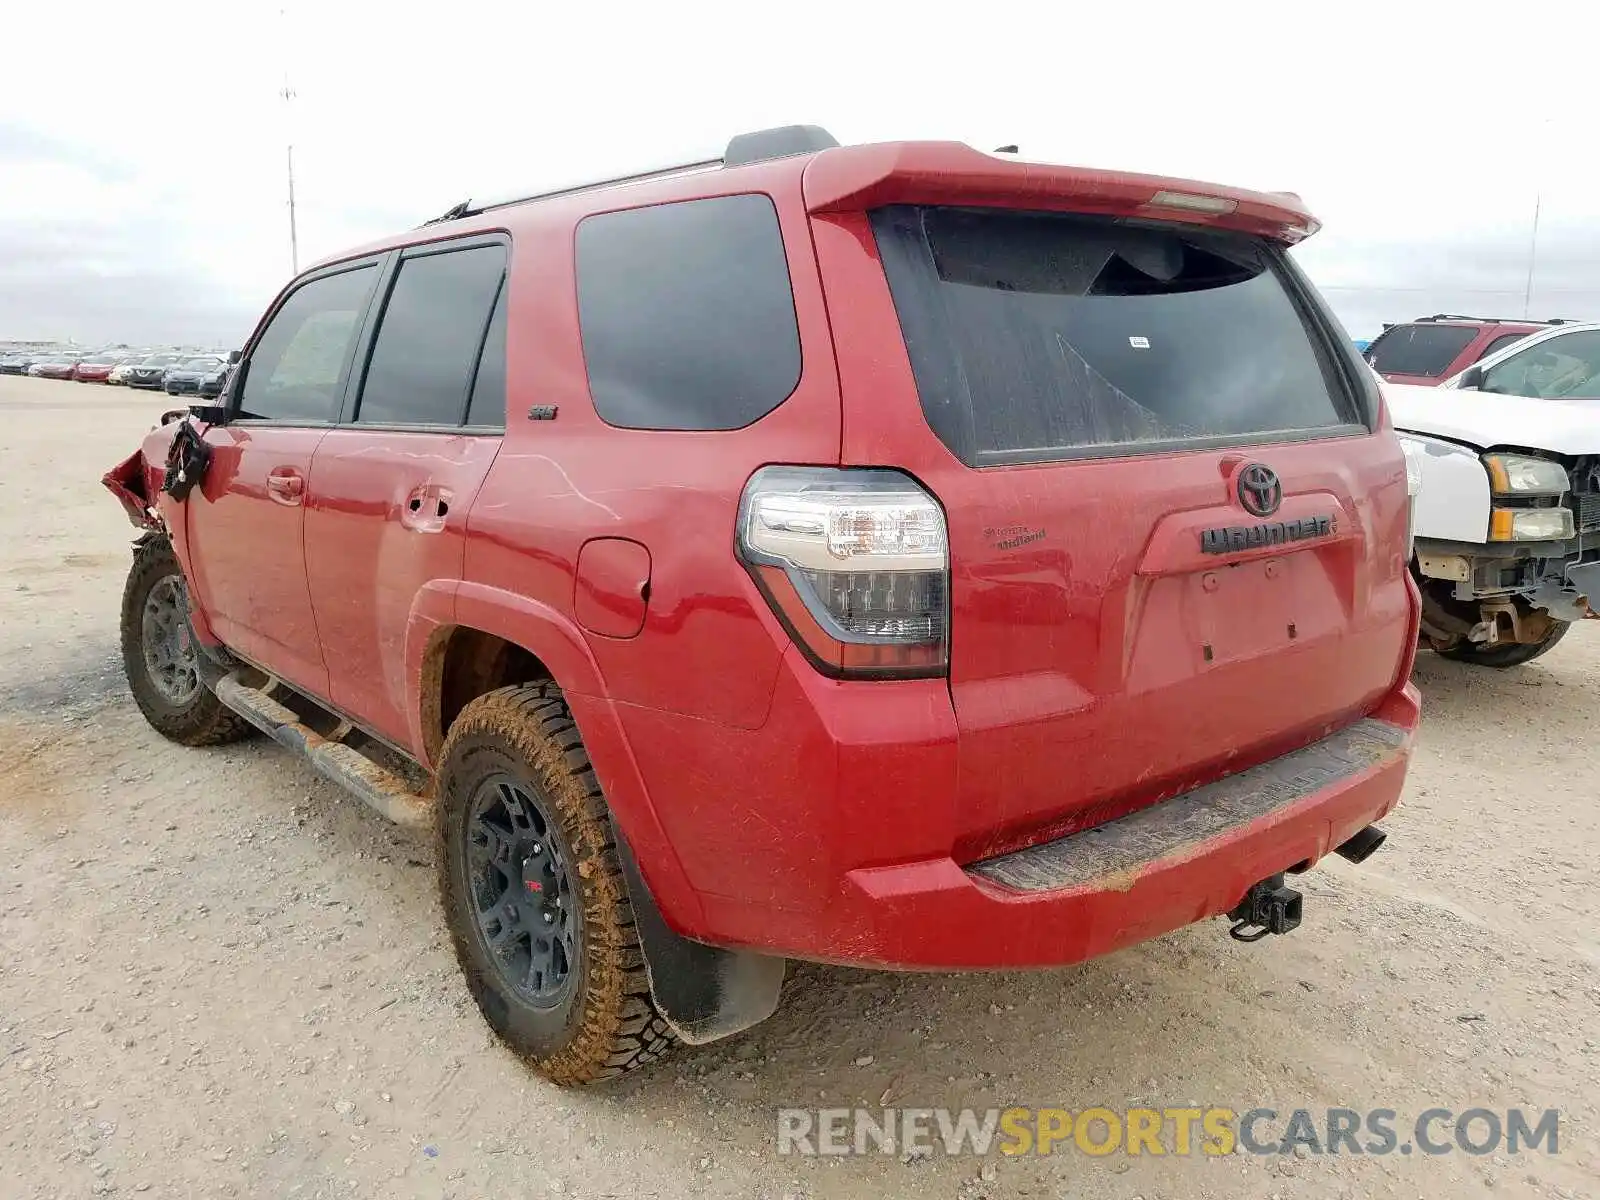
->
[1,376,1596,1199]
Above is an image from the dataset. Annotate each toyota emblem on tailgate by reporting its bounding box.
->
[1237,464,1282,517]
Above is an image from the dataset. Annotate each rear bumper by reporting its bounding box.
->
[680,683,1418,971]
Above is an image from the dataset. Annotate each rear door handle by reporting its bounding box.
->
[266,467,305,506]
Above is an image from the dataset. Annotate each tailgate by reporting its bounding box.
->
[807,184,1413,861]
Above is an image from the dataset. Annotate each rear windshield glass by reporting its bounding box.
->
[871,206,1356,465]
[1365,323,1477,377]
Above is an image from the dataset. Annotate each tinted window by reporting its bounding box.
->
[1478,331,1532,362]
[238,265,376,421]
[576,194,801,430]
[465,280,507,428]
[872,206,1353,464]
[1365,323,1477,377]
[357,244,507,426]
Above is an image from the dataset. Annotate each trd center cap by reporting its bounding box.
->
[521,856,545,896]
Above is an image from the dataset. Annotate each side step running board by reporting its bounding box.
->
[213,674,432,829]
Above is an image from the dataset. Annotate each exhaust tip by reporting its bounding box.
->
[1335,824,1387,864]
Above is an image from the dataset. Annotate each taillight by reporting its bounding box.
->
[737,466,948,679]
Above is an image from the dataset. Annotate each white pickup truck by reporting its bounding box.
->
[1388,321,1600,666]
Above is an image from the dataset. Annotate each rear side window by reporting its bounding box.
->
[1366,323,1478,377]
[357,243,507,426]
[576,194,801,430]
[872,206,1357,464]
[239,265,377,422]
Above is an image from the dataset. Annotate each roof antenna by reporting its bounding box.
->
[993,144,1019,154]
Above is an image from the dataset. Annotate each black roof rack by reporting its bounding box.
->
[421,124,840,227]
[1413,313,1569,326]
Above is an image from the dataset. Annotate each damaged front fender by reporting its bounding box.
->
[103,417,188,531]
[102,449,162,531]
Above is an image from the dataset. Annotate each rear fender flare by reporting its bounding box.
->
[428,582,706,934]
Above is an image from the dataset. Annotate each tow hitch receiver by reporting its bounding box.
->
[1228,872,1303,942]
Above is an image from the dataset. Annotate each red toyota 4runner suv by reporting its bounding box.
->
[105,126,1421,1085]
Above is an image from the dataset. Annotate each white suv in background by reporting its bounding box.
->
[1386,322,1600,665]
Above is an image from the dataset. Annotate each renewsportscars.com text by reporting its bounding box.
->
[776,1106,1561,1159]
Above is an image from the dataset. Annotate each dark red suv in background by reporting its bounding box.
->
[107,125,1421,1085]
[1364,314,1567,385]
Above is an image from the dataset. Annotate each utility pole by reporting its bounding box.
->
[1521,191,1541,319]
[280,7,299,276]
[286,142,299,276]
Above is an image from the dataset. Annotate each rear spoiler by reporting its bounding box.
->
[801,141,1321,244]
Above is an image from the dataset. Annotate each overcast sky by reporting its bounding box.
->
[2,1,1596,346]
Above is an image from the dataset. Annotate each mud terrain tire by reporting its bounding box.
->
[1438,621,1569,668]
[120,537,252,746]
[436,682,676,1085]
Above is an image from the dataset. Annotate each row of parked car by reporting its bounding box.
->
[0,349,233,397]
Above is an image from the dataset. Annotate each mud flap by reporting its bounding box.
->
[613,825,785,1045]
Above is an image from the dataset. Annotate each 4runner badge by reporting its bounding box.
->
[1201,515,1336,555]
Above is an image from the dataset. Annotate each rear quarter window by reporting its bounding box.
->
[872,206,1362,465]
[575,194,801,431]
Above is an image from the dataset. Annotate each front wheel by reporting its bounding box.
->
[1438,620,1570,668]
[436,683,676,1085]
[120,537,252,745]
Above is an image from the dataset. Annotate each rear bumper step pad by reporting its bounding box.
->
[968,719,1408,893]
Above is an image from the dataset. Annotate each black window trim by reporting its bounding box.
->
[228,254,388,428]
[871,205,1376,469]
[461,273,508,432]
[337,232,511,434]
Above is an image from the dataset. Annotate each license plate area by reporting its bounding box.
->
[1186,554,1333,667]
